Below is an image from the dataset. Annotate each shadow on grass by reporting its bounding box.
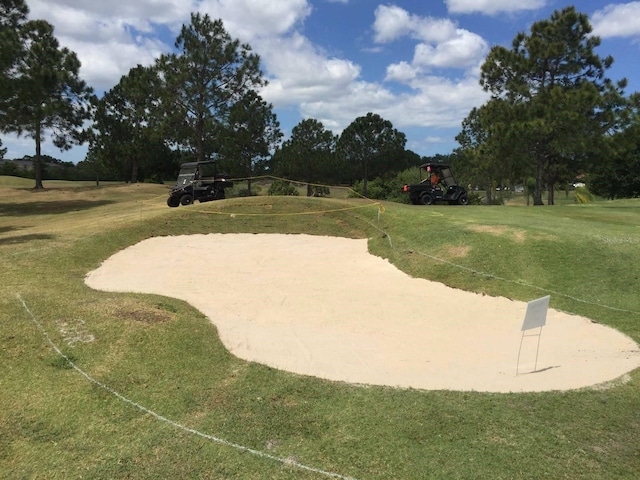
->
[0,199,115,216]
[0,233,56,245]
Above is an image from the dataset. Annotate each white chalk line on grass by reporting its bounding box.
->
[16,294,358,480]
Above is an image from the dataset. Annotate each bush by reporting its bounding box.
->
[310,185,330,197]
[574,186,594,204]
[144,173,165,184]
[467,191,484,205]
[348,169,422,203]
[267,180,299,196]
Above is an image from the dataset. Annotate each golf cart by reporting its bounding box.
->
[167,160,233,207]
[401,163,468,205]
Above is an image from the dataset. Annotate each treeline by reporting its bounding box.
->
[1,2,638,202]
[0,155,122,182]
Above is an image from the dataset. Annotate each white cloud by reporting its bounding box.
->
[373,5,457,43]
[27,1,192,91]
[30,0,195,30]
[198,0,311,41]
[445,0,547,16]
[412,29,488,69]
[255,5,488,135]
[299,81,398,133]
[259,33,361,106]
[385,61,418,83]
[194,1,360,113]
[375,5,488,77]
[373,4,413,43]
[591,2,640,38]
[291,72,489,138]
[62,35,167,92]
[388,75,489,129]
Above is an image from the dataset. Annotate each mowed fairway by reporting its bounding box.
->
[2,176,640,479]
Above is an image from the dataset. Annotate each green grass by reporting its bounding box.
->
[1,178,639,479]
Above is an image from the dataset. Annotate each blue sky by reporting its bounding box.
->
[3,0,640,164]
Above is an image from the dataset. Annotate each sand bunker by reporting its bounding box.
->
[85,234,640,392]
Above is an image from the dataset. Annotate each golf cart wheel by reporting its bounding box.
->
[180,194,194,206]
[167,196,180,208]
[419,193,433,205]
[458,194,469,205]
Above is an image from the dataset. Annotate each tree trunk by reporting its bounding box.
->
[246,157,253,196]
[362,158,369,197]
[196,116,205,162]
[33,121,45,190]
[130,160,138,183]
[534,158,544,205]
[485,175,493,205]
[547,183,555,205]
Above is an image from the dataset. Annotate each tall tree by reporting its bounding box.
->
[1,19,93,189]
[0,0,28,105]
[456,99,529,204]
[337,112,406,196]
[456,104,498,204]
[479,6,626,204]
[271,118,338,193]
[91,65,169,182]
[156,13,266,163]
[218,90,281,195]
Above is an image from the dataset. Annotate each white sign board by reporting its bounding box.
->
[521,295,550,331]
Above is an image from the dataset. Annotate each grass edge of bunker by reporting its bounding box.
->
[167,160,234,207]
[402,163,469,206]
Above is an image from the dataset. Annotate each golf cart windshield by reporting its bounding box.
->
[439,167,457,188]
[175,167,197,186]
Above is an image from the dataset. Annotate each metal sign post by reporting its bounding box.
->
[516,295,550,375]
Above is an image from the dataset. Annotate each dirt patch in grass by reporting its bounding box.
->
[468,225,528,243]
[444,245,471,258]
[468,225,507,235]
[103,299,174,324]
[512,230,526,243]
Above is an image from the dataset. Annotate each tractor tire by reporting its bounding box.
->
[419,193,433,205]
[458,194,469,205]
[167,196,180,208]
[180,194,194,206]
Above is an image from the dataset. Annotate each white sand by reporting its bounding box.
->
[85,233,640,392]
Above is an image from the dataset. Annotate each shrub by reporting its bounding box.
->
[467,191,484,205]
[267,180,299,196]
[574,186,595,204]
[310,185,330,197]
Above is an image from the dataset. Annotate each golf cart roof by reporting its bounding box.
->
[419,163,451,170]
[180,160,216,168]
